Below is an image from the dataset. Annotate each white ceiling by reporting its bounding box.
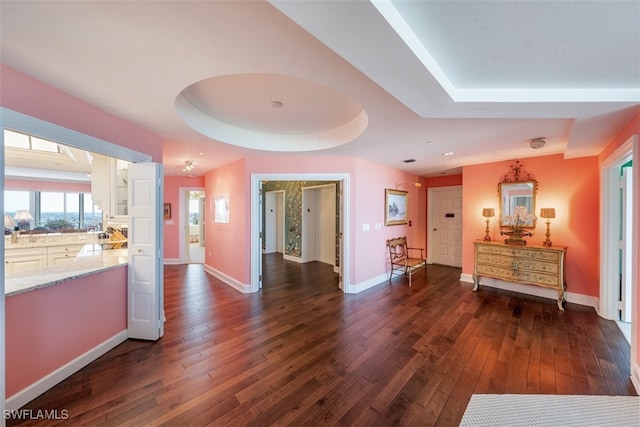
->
[1,0,638,178]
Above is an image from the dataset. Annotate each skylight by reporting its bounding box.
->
[4,129,60,153]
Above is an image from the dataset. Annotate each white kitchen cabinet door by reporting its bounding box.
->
[127,162,164,340]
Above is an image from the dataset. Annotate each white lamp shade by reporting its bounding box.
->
[4,214,15,228]
[13,210,33,221]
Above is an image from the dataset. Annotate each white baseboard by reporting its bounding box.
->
[460,273,597,309]
[203,263,251,293]
[163,258,180,265]
[345,273,389,294]
[5,330,128,411]
[283,254,303,263]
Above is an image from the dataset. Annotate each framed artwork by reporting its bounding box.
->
[385,189,408,226]
[213,194,230,223]
[163,203,171,219]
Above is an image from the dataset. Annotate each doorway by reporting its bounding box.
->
[302,184,336,265]
[600,135,638,369]
[428,186,463,267]
[251,174,350,293]
[179,187,205,264]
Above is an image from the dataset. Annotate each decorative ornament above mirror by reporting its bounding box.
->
[498,160,538,230]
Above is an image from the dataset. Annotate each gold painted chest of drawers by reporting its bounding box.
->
[473,240,567,310]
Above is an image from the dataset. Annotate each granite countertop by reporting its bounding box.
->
[5,232,109,249]
[5,244,128,296]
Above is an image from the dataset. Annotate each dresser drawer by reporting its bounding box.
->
[476,252,560,275]
[511,248,560,263]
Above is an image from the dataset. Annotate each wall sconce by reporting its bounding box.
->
[395,182,422,189]
[482,208,495,241]
[540,208,556,247]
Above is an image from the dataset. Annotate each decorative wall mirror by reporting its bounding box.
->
[498,161,538,228]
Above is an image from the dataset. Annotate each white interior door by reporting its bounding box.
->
[276,191,284,253]
[265,192,277,254]
[621,166,633,322]
[302,188,317,262]
[431,186,462,267]
[258,180,263,289]
[316,186,336,265]
[127,162,164,340]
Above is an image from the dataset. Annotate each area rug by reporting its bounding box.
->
[460,394,640,426]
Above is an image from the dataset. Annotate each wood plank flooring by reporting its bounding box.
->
[8,254,636,426]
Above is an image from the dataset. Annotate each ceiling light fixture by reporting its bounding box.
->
[182,160,194,172]
[529,137,546,149]
[443,151,454,156]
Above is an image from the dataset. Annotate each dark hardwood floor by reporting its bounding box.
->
[9,254,636,426]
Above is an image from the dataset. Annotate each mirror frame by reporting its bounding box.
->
[497,161,538,228]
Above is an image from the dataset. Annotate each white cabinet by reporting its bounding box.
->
[5,247,47,275]
[47,244,84,266]
[92,157,129,224]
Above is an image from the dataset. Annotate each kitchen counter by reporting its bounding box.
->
[5,231,107,248]
[5,244,128,296]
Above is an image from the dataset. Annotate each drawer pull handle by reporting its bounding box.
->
[512,261,518,270]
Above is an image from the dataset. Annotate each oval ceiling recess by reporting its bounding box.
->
[175,73,368,151]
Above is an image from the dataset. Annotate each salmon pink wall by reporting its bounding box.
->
[205,158,248,283]
[352,158,426,284]
[0,65,162,162]
[5,178,90,193]
[599,112,640,162]
[425,174,463,188]
[462,154,600,297]
[163,175,205,260]
[5,267,127,398]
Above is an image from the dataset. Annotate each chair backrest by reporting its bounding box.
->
[387,237,408,260]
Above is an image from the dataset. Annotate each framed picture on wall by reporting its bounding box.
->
[163,203,171,219]
[385,189,408,226]
[213,194,230,223]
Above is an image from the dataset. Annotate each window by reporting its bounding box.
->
[4,129,61,153]
[4,190,102,231]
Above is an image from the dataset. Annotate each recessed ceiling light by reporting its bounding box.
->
[442,152,454,156]
[271,101,283,108]
[403,158,416,163]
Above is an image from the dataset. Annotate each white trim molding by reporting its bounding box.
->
[203,264,251,293]
[345,273,389,294]
[5,330,127,411]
